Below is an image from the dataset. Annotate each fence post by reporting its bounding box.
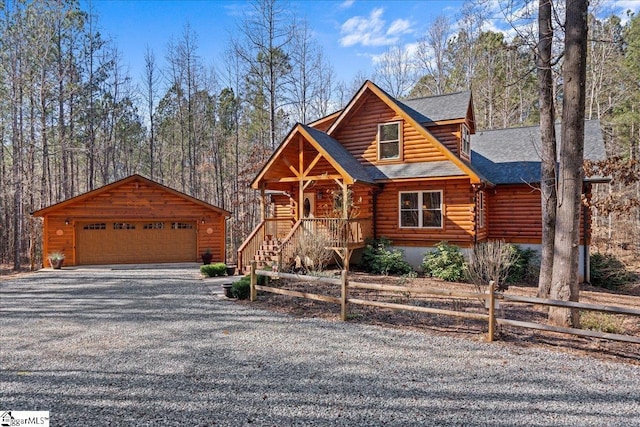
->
[340,269,348,321]
[487,280,496,342]
[250,260,257,302]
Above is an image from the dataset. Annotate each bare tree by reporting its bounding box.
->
[415,15,451,95]
[374,44,415,98]
[549,0,588,327]
[234,0,293,149]
[143,46,159,180]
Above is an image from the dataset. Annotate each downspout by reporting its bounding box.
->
[583,182,590,284]
[471,183,484,245]
[372,185,384,239]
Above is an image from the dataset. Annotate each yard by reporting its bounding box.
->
[241,270,640,365]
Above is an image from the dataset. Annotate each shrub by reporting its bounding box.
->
[507,246,539,284]
[292,229,333,273]
[200,262,227,277]
[580,311,625,334]
[361,237,413,275]
[466,240,517,291]
[422,241,466,282]
[232,276,251,299]
[590,252,636,289]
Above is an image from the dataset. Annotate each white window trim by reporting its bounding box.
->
[378,121,402,161]
[398,190,444,229]
[461,124,470,157]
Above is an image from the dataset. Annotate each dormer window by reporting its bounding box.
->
[378,122,401,160]
[461,124,470,157]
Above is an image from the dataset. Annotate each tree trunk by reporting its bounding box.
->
[537,0,557,298]
[549,0,588,327]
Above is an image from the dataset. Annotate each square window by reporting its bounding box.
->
[399,191,442,228]
[378,122,400,160]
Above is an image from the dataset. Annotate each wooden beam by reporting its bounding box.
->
[303,153,323,177]
[282,156,300,178]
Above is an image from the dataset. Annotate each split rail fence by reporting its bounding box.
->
[248,261,640,345]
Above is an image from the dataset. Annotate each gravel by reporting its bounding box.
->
[1,266,639,426]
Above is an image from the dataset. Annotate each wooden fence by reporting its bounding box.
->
[249,261,640,346]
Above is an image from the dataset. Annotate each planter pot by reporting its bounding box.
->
[202,254,213,265]
[226,265,237,276]
[222,283,234,298]
[50,259,64,269]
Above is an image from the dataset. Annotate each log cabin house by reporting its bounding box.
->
[239,80,606,281]
[32,174,230,266]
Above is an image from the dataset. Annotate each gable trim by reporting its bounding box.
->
[328,81,484,184]
[32,174,230,217]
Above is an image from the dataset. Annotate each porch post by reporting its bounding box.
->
[298,135,304,221]
[260,185,266,222]
[342,181,348,219]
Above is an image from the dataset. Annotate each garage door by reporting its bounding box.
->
[76,221,197,265]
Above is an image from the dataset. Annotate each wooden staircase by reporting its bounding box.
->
[243,238,280,274]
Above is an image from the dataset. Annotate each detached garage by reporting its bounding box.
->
[32,174,230,266]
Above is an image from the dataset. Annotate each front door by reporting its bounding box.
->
[303,192,315,218]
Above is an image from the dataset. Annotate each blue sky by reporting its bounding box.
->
[86,0,640,87]
[85,0,462,84]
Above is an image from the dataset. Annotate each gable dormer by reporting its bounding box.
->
[402,91,475,161]
[322,81,482,183]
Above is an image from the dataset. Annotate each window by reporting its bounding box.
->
[461,124,470,156]
[113,222,135,230]
[171,222,193,230]
[477,191,485,228]
[378,122,401,160]
[143,222,165,230]
[399,191,443,228]
[83,223,106,230]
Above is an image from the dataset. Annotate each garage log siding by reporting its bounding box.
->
[33,175,229,266]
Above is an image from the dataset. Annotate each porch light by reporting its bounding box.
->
[65,219,70,225]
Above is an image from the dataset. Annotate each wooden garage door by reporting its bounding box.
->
[76,221,196,265]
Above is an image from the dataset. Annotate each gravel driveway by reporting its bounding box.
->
[1,266,639,426]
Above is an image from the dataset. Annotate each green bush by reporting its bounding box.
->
[200,262,227,277]
[506,245,539,284]
[232,276,251,299]
[422,241,466,282]
[361,237,413,275]
[590,252,635,289]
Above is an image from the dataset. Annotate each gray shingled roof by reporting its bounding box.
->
[302,124,375,184]
[401,91,472,123]
[471,121,606,184]
[365,161,466,181]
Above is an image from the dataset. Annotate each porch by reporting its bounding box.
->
[237,217,373,274]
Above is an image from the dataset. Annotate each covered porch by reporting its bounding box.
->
[237,124,376,273]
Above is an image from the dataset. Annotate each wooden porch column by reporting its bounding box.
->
[342,181,348,219]
[298,136,304,221]
[260,185,266,221]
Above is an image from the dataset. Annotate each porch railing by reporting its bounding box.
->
[237,218,294,273]
[239,217,373,273]
[278,217,373,270]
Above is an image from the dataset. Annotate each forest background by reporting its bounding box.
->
[1,0,639,270]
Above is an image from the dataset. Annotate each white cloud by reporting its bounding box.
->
[339,8,413,47]
[387,19,412,36]
[338,0,355,9]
